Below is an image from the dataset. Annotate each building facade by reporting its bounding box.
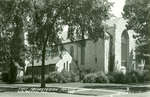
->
[25,17,136,75]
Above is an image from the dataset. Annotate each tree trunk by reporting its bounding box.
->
[81,40,85,65]
[81,31,85,65]
[41,31,49,88]
[41,44,46,88]
[32,52,34,83]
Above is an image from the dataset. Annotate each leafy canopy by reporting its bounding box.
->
[123,0,150,62]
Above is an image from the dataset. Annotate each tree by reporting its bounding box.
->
[0,0,30,83]
[123,0,150,69]
[27,0,111,87]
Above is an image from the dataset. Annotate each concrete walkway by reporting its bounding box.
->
[0,83,150,97]
[0,83,150,88]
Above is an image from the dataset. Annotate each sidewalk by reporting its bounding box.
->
[0,82,150,88]
[0,83,150,97]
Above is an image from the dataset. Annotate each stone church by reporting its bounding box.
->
[25,17,136,75]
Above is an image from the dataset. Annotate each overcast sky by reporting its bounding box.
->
[109,0,126,17]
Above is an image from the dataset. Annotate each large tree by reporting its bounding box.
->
[123,0,150,69]
[27,0,111,87]
[0,0,30,83]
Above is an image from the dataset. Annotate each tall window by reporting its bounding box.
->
[70,46,74,58]
[121,31,129,67]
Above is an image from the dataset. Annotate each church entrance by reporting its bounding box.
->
[121,31,129,69]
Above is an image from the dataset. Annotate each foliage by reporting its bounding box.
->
[0,0,31,83]
[125,71,139,83]
[83,72,109,83]
[107,72,126,84]
[1,62,17,83]
[123,0,150,65]
[83,73,97,83]
[1,71,9,82]
[0,0,111,87]
[125,70,145,83]
[23,75,41,83]
[26,0,111,87]
[45,72,64,83]
[46,71,79,83]
[8,61,18,83]
[0,0,30,65]
[107,71,145,84]
[143,70,150,81]
[45,71,79,83]
[96,72,109,83]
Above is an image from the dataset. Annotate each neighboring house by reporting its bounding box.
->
[25,51,72,75]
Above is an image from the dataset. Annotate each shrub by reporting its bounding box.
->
[96,72,109,83]
[125,71,138,83]
[45,72,60,83]
[144,70,150,81]
[107,71,145,84]
[107,74,115,83]
[108,72,126,84]
[69,71,80,82]
[23,75,40,83]
[1,71,9,82]
[134,71,144,83]
[126,70,144,83]
[83,73,97,83]
[8,64,17,83]
[61,71,72,83]
[45,71,79,83]
[83,72,109,83]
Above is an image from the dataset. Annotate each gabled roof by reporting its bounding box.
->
[27,56,61,67]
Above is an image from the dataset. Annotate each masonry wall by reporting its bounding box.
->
[63,38,105,73]
[106,18,136,72]
[84,39,105,72]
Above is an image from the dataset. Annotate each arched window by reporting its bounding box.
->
[70,46,74,58]
[121,31,129,67]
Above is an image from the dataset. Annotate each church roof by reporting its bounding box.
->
[27,56,61,67]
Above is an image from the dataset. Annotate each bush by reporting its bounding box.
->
[107,71,145,84]
[1,65,17,83]
[107,74,115,83]
[107,72,126,84]
[126,70,144,83]
[83,72,109,83]
[144,70,150,81]
[125,71,138,83]
[45,71,79,83]
[96,72,109,83]
[1,71,9,82]
[23,75,40,83]
[69,71,80,82]
[134,71,144,83]
[83,73,97,83]
[46,72,60,83]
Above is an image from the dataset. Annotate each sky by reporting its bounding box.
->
[109,0,126,17]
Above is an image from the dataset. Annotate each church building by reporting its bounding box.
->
[25,17,137,75]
